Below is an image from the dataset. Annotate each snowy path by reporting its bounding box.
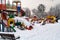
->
[15,22,60,40]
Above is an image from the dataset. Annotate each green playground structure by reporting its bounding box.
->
[10,26,16,32]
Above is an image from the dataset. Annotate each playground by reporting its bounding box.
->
[0,0,60,40]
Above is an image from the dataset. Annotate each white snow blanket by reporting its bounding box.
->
[1,19,60,40]
[14,20,60,40]
[14,17,32,28]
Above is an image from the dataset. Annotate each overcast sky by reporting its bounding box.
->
[4,0,60,12]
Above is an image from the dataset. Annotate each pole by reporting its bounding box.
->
[0,10,1,31]
[1,0,6,32]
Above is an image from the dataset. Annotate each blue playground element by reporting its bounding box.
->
[17,6,21,12]
[2,20,5,32]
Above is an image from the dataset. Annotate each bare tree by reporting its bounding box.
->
[49,4,60,19]
[32,9,38,14]
[32,9,41,18]
[32,4,46,18]
[38,4,46,18]
[23,8,31,17]
[38,4,45,13]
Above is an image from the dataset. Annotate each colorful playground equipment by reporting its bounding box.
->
[14,17,33,30]
[41,16,56,25]
[38,18,44,23]
[0,0,34,32]
[46,16,56,23]
[8,18,14,27]
[0,0,6,10]
[12,1,25,16]
[8,18,16,32]
[0,10,16,32]
[31,16,38,22]
[1,10,8,32]
[12,1,21,10]
[12,1,21,16]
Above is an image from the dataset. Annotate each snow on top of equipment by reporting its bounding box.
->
[15,21,60,40]
[14,16,31,26]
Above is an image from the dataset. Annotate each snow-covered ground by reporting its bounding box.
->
[14,20,60,40]
[0,19,60,40]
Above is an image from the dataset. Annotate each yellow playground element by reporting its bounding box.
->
[8,18,15,27]
[46,16,56,23]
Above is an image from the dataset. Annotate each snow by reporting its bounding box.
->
[14,20,60,40]
[14,17,32,28]
[1,17,60,40]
